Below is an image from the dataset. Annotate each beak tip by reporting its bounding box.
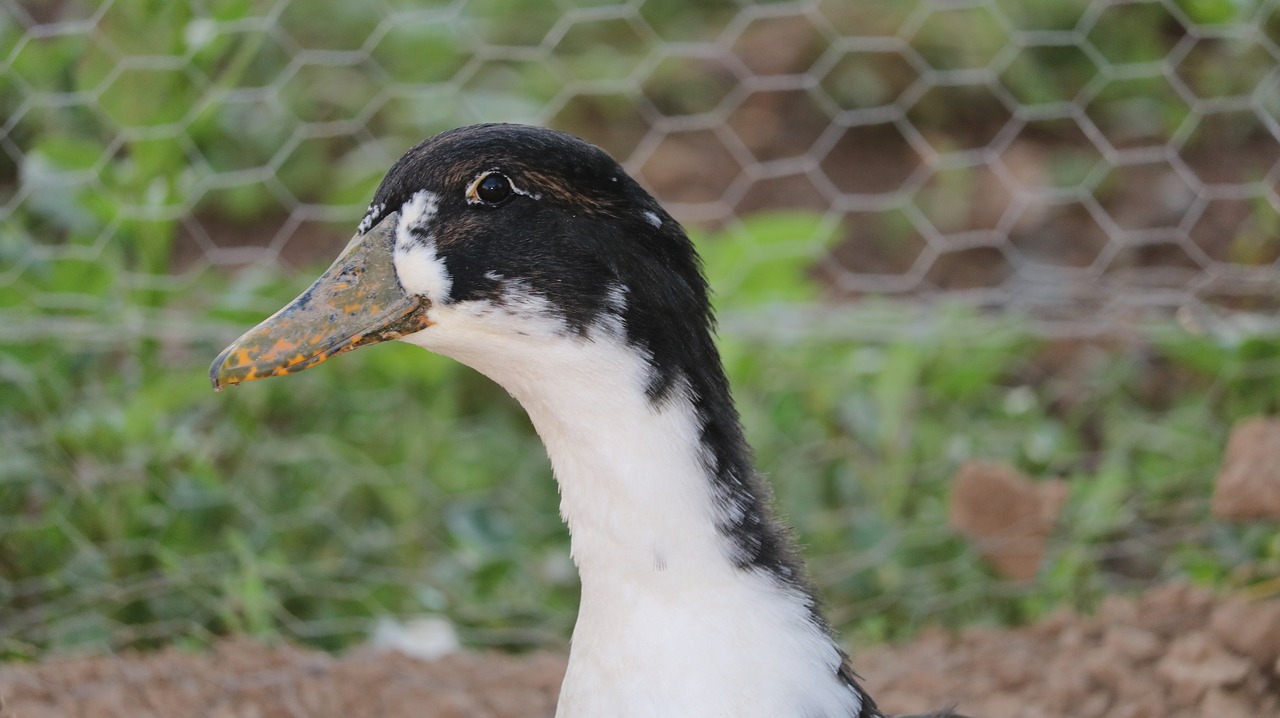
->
[210,346,238,392]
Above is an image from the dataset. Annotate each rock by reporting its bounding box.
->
[371,615,461,661]
[1209,595,1280,665]
[1211,416,1280,520]
[967,694,1039,718]
[1097,594,1138,625]
[949,460,1068,580]
[1104,692,1164,718]
[1075,691,1112,718]
[1201,687,1258,718]
[1104,625,1163,663]
[1131,583,1216,639]
[1156,632,1252,703]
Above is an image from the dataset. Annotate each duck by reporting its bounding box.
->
[211,123,968,718]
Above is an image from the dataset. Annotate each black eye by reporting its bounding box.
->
[475,173,511,204]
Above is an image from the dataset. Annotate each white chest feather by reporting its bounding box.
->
[394,228,861,718]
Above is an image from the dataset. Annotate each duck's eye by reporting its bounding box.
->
[470,173,512,205]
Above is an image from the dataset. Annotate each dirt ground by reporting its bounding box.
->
[3,584,1277,718]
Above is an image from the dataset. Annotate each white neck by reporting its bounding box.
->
[401,292,863,718]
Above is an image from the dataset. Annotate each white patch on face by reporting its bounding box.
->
[397,190,438,238]
[393,190,452,303]
[357,202,385,235]
[642,210,662,229]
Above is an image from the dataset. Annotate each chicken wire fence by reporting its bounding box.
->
[3,0,1280,659]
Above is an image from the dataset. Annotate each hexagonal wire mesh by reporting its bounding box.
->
[2,0,1279,661]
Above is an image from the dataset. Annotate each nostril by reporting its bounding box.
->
[336,264,363,283]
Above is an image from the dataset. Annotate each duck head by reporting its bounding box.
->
[210,123,709,394]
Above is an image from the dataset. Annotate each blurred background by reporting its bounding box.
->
[3,0,1280,662]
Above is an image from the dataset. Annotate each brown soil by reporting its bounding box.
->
[4,585,1278,718]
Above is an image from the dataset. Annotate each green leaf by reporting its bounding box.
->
[1173,0,1251,25]
[696,211,841,306]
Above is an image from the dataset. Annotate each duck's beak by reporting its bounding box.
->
[210,213,431,390]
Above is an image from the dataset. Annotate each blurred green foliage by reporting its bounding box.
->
[4,212,1280,659]
[2,0,1280,660]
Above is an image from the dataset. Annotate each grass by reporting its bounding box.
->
[3,213,1279,661]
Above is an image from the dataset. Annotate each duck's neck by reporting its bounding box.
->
[448,324,871,718]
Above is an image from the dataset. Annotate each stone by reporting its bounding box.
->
[949,460,1068,580]
[1211,416,1280,520]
